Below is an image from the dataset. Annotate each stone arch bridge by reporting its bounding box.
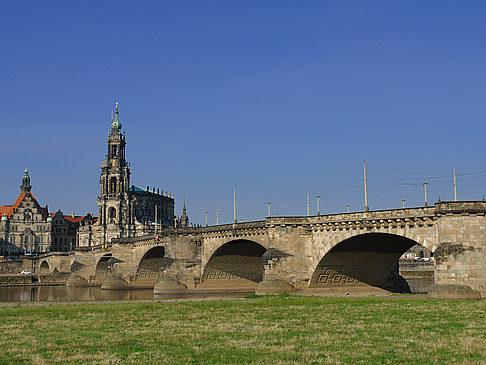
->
[34,201,486,296]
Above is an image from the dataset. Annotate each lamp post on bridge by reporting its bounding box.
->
[307,191,310,216]
[233,186,237,224]
[402,200,406,209]
[267,202,271,217]
[205,211,208,227]
[422,183,429,207]
[454,168,458,201]
[316,196,321,216]
[363,160,369,212]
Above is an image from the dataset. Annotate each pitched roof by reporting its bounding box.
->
[1,191,48,219]
[0,205,13,218]
[64,215,84,223]
[130,185,147,192]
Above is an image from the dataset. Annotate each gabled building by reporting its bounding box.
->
[0,169,82,255]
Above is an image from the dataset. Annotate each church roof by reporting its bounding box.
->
[130,185,146,192]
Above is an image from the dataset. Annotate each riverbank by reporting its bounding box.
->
[0,296,484,364]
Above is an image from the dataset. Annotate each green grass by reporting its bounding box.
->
[0,296,484,364]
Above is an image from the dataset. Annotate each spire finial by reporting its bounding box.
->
[21,168,31,192]
[111,102,122,131]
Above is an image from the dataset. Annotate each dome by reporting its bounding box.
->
[111,102,122,130]
[47,217,53,222]
[1,214,8,221]
[111,118,122,130]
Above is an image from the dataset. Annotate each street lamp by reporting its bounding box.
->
[316,196,321,216]
[422,183,429,207]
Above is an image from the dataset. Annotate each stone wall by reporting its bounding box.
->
[434,202,486,297]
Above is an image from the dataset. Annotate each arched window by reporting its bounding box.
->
[109,207,116,219]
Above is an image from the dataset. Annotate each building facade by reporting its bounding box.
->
[77,103,177,247]
[0,169,81,255]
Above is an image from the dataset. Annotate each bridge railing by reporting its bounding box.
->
[266,206,437,225]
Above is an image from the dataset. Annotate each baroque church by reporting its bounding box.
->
[77,103,189,247]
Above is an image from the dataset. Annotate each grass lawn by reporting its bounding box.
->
[0,295,484,364]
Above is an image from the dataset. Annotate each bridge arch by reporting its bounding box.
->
[95,253,113,278]
[200,239,267,289]
[39,260,50,274]
[309,232,434,292]
[134,246,166,286]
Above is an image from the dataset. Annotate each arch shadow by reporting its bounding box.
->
[134,246,166,287]
[200,239,266,289]
[39,261,50,274]
[310,233,432,293]
[95,253,113,278]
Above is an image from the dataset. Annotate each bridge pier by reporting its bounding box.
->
[433,202,486,298]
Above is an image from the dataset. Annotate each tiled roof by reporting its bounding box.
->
[1,191,47,219]
[64,215,84,223]
[0,190,93,224]
[0,205,13,218]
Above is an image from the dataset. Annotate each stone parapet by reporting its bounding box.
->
[435,201,486,215]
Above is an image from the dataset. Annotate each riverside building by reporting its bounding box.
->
[0,169,81,255]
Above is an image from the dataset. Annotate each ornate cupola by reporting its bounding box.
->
[111,102,123,133]
[106,102,127,168]
[21,168,32,192]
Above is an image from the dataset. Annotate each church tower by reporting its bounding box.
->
[97,102,134,243]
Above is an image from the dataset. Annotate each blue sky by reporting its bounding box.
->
[1,1,486,224]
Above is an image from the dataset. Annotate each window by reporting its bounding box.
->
[109,207,116,219]
[110,177,117,193]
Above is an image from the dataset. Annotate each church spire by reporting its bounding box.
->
[180,198,189,227]
[21,168,31,192]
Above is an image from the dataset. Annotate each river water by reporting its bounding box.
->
[0,286,257,303]
[0,286,157,302]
